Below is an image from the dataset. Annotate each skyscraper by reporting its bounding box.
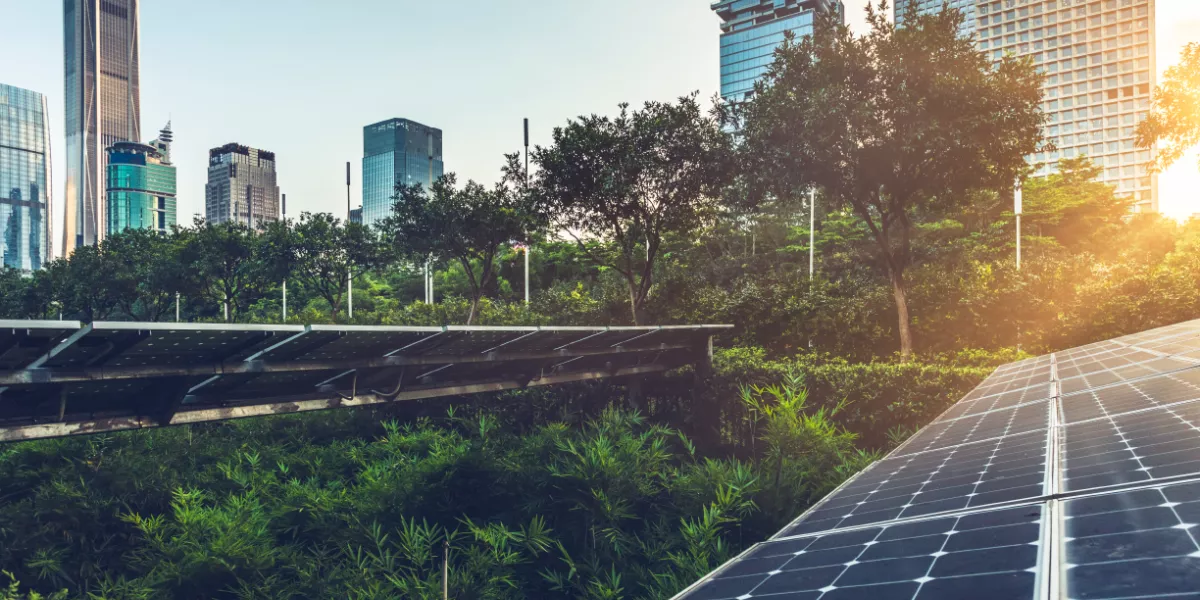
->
[0,84,52,271]
[895,0,979,37]
[362,118,444,227]
[105,123,176,235]
[205,143,280,228]
[712,0,846,103]
[900,0,1158,212]
[63,0,141,255]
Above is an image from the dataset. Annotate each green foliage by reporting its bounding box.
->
[1137,42,1200,172]
[382,155,542,325]
[738,2,1045,356]
[533,95,733,324]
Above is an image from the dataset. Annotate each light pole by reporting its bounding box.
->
[1015,180,1023,271]
[282,193,288,322]
[523,118,531,304]
[346,162,353,320]
[809,187,816,279]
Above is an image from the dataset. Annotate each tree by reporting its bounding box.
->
[177,221,268,322]
[738,3,1044,356]
[1137,43,1200,172]
[533,95,732,325]
[290,212,388,321]
[1021,157,1133,252]
[383,158,540,325]
[103,229,186,321]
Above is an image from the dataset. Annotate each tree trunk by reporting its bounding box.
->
[889,268,914,359]
[466,295,480,325]
[626,280,642,326]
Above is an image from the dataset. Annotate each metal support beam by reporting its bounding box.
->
[0,344,693,386]
[0,363,675,443]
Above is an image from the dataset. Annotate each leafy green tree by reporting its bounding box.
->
[177,222,269,322]
[738,4,1044,356]
[533,95,733,325]
[1021,157,1133,251]
[103,229,186,321]
[1137,42,1200,172]
[289,213,389,321]
[383,158,540,325]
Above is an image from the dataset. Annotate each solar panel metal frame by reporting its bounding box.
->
[0,321,730,442]
[674,318,1200,600]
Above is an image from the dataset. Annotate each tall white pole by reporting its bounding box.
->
[346,162,353,320]
[523,119,531,305]
[175,292,180,322]
[809,188,816,279]
[1014,181,1023,271]
[282,193,288,322]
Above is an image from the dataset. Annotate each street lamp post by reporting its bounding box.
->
[1015,180,1023,271]
[282,193,288,322]
[346,162,353,320]
[523,118,531,304]
[809,187,816,279]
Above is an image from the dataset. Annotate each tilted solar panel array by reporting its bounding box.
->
[0,321,728,442]
[675,319,1200,600]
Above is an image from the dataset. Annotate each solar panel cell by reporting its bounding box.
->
[680,505,1043,600]
[1064,480,1200,599]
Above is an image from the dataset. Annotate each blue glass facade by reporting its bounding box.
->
[0,84,51,271]
[895,0,978,38]
[362,118,443,227]
[712,0,845,102]
[106,141,177,235]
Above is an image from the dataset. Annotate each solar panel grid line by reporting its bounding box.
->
[1060,478,1200,599]
[1045,498,1064,600]
[1046,375,1062,499]
[776,429,1050,537]
[1061,397,1200,493]
[1061,368,1200,426]
[676,502,1051,600]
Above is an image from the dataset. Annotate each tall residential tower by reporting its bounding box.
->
[204,143,280,229]
[361,118,444,227]
[63,0,141,254]
[898,0,1158,212]
[712,0,846,103]
[0,84,52,271]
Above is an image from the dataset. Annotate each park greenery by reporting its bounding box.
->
[2,7,1200,600]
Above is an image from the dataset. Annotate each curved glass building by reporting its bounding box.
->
[362,118,443,227]
[105,135,176,235]
[0,84,52,271]
[712,0,846,103]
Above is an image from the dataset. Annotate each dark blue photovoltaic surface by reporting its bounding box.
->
[676,319,1200,600]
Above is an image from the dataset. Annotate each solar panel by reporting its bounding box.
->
[675,317,1200,600]
[0,321,730,442]
[1063,480,1200,599]
[680,504,1046,600]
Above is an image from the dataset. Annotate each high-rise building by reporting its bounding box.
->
[895,0,979,37]
[0,84,52,271]
[900,0,1158,212]
[205,143,280,229]
[105,123,176,235]
[712,0,846,103]
[362,118,444,227]
[63,0,141,255]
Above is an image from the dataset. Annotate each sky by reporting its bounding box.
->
[2,0,1199,253]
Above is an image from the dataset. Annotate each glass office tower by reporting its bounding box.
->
[106,137,176,235]
[362,118,444,227]
[895,0,979,37]
[64,0,141,255]
[0,84,52,271]
[205,143,280,229]
[978,0,1157,212]
[712,0,846,103]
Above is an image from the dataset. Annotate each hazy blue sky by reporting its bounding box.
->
[3,0,1198,250]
